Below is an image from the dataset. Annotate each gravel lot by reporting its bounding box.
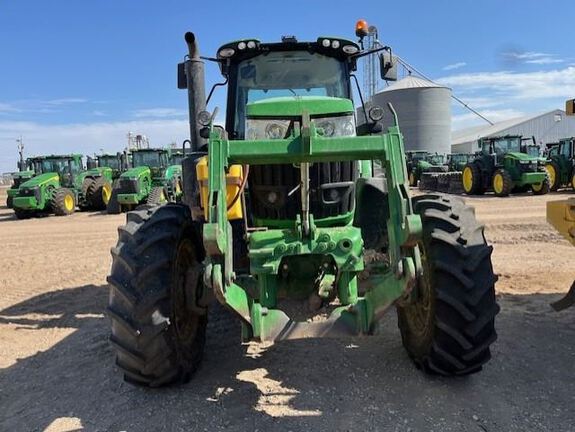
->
[0,187,574,431]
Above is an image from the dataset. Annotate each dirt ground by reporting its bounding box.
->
[0,186,574,432]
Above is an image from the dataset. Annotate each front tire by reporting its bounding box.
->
[397,194,499,376]
[462,163,484,195]
[88,176,112,210]
[106,181,121,214]
[6,195,13,209]
[52,188,76,216]
[107,204,207,386]
[545,162,560,191]
[531,175,550,195]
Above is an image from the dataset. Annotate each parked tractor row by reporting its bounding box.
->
[412,134,575,197]
[5,148,184,218]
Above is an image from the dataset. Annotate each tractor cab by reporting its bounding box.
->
[97,153,128,178]
[132,148,170,178]
[169,151,185,166]
[38,155,84,187]
[448,153,473,171]
[545,137,575,190]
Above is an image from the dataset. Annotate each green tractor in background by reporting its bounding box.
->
[106,26,498,387]
[106,148,183,214]
[545,137,575,191]
[12,154,112,218]
[421,153,475,194]
[462,135,549,197]
[6,157,38,209]
[405,151,448,187]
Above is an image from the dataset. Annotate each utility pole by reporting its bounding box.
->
[16,136,24,171]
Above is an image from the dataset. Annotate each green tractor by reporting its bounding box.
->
[544,137,575,191]
[462,135,549,197]
[12,154,112,218]
[6,157,38,209]
[106,148,183,214]
[447,153,474,172]
[106,27,499,387]
[406,151,448,187]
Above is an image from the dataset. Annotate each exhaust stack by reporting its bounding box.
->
[184,32,207,151]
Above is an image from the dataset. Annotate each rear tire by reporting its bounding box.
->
[89,176,112,210]
[492,169,512,197]
[397,194,499,376]
[51,188,76,216]
[107,204,207,386]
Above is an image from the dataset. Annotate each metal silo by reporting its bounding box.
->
[371,76,452,154]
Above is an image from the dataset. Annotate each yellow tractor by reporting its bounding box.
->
[546,99,575,310]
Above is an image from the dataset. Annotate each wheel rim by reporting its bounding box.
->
[462,167,473,192]
[102,184,112,204]
[409,172,416,186]
[532,181,543,192]
[546,164,556,188]
[493,173,504,194]
[64,194,74,211]
[172,238,201,345]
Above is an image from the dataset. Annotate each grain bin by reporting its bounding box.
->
[371,76,452,154]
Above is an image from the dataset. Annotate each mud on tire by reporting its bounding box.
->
[107,203,207,386]
[397,194,499,376]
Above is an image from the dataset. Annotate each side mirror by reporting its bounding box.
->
[380,52,398,82]
[177,62,187,89]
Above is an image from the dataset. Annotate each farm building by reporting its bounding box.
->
[451,109,575,153]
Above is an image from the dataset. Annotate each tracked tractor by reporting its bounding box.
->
[462,135,549,197]
[12,154,98,218]
[6,157,38,209]
[106,148,182,214]
[545,138,575,191]
[107,24,499,387]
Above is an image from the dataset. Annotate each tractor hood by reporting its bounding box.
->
[120,166,151,180]
[246,96,354,118]
[20,172,59,188]
[506,152,539,162]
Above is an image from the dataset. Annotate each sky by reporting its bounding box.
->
[1,0,574,173]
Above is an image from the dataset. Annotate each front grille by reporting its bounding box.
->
[119,178,139,194]
[248,161,358,222]
[519,163,538,172]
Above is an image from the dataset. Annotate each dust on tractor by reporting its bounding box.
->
[106,148,183,214]
[545,137,575,191]
[461,135,549,197]
[107,23,499,387]
[12,154,111,219]
[6,157,38,209]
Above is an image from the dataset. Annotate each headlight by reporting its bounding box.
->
[314,114,356,137]
[519,160,530,164]
[246,119,291,140]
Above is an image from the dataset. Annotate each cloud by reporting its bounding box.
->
[502,51,564,65]
[437,66,575,100]
[0,119,189,173]
[132,108,187,118]
[43,98,87,106]
[0,103,22,113]
[442,62,467,71]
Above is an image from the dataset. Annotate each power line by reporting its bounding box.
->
[394,56,494,126]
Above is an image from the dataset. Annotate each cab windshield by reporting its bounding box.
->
[233,51,348,137]
[133,151,166,168]
[98,156,120,170]
[40,158,79,174]
[451,154,468,163]
[427,154,445,165]
[170,154,184,165]
[485,137,521,154]
[525,146,540,157]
